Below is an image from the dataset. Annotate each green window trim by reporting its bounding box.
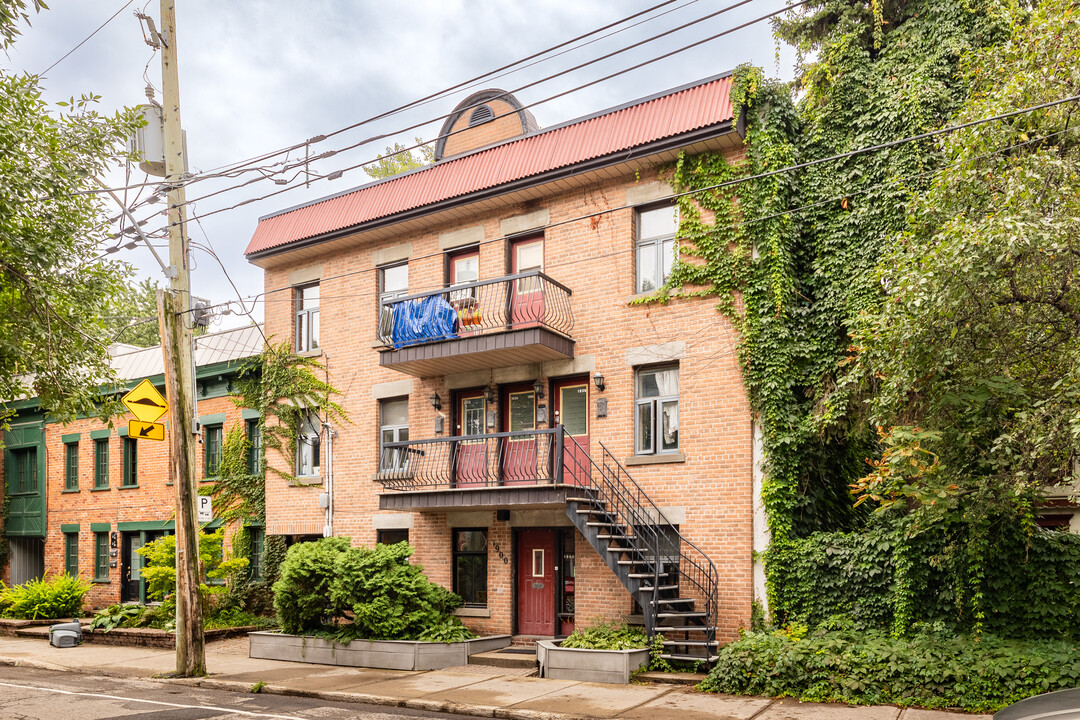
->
[122,437,138,487]
[240,409,261,420]
[93,532,109,582]
[199,413,227,426]
[117,426,129,437]
[94,439,109,489]
[61,433,81,444]
[90,522,111,532]
[64,441,79,491]
[89,428,112,440]
[64,533,79,577]
[60,523,80,533]
[204,424,223,478]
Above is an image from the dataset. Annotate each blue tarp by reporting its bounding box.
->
[391,295,459,348]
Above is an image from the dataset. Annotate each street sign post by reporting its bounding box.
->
[122,379,169,423]
[128,420,166,441]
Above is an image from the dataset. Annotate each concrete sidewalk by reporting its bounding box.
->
[0,635,989,720]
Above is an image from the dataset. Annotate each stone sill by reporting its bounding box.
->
[90,487,111,492]
[118,485,139,490]
[61,489,80,494]
[454,607,492,618]
[624,452,686,466]
[297,348,323,358]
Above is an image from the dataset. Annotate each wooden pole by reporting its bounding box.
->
[158,0,205,677]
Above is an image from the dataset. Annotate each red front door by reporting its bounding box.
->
[552,377,590,485]
[501,384,538,485]
[517,529,556,636]
[453,391,488,487]
[510,236,544,328]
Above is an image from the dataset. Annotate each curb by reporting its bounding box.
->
[181,677,599,720]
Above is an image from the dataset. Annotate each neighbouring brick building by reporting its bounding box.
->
[245,73,764,661]
[2,325,264,609]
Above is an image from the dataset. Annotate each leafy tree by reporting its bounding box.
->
[0,1,140,421]
[847,1,1080,538]
[362,138,434,179]
[138,529,248,601]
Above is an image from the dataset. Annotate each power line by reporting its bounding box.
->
[39,0,136,77]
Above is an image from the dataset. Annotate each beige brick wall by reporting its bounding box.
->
[261,156,755,640]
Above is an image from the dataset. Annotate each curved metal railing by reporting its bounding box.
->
[377,270,573,347]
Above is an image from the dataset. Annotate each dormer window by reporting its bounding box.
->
[469,105,494,126]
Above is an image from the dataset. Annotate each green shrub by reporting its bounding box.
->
[700,627,1080,712]
[138,530,249,601]
[272,538,472,641]
[561,621,648,650]
[0,573,91,619]
[89,604,143,632]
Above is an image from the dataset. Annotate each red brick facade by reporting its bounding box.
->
[253,85,756,640]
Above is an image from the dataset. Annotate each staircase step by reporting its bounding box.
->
[606,546,645,554]
[616,559,658,567]
[627,572,669,579]
[596,533,634,541]
[638,585,679,593]
[654,625,709,632]
[576,508,614,516]
[658,612,707,619]
[565,497,600,504]
[660,653,719,663]
[662,640,720,648]
[585,521,620,528]
[656,598,696,605]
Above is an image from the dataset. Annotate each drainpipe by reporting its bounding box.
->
[322,355,334,538]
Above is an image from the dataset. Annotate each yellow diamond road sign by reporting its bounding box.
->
[122,379,168,423]
[129,420,165,441]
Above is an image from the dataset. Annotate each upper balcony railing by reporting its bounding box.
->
[377,270,573,349]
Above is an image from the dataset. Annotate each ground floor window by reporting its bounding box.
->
[64,533,79,576]
[453,528,488,607]
[94,533,109,582]
[377,528,409,546]
[248,527,265,580]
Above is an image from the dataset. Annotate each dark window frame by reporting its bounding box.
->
[452,528,488,608]
[246,419,262,475]
[94,439,109,489]
[11,447,37,495]
[249,527,264,580]
[64,532,79,576]
[64,442,79,491]
[204,424,223,478]
[377,528,409,546]
[122,437,138,487]
[94,532,109,582]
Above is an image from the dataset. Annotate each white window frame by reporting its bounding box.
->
[634,364,680,455]
[635,204,678,294]
[295,283,320,352]
[296,408,321,478]
[379,397,410,472]
[378,263,409,338]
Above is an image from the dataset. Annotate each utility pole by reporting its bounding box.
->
[155,0,205,677]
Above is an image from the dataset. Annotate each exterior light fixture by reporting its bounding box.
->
[429,392,442,411]
[532,379,545,399]
[485,385,496,404]
[593,371,605,392]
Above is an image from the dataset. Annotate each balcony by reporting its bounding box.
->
[376,428,587,511]
[376,271,574,377]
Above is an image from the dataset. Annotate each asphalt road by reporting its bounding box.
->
[0,665,475,720]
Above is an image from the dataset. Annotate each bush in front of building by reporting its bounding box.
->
[699,624,1080,713]
[273,538,473,642]
[138,529,250,601]
[0,573,91,619]
[560,620,649,650]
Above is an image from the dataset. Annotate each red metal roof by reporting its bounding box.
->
[246,73,735,257]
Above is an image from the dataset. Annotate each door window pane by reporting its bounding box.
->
[463,397,485,436]
[453,254,479,284]
[515,241,543,272]
[509,392,535,432]
[636,402,654,454]
[559,385,588,436]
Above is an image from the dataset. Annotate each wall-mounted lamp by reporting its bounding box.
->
[429,392,442,411]
[593,371,605,392]
[485,385,496,404]
[532,379,545,399]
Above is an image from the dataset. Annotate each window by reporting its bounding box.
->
[94,439,109,489]
[379,398,410,471]
[453,529,488,607]
[11,448,37,494]
[378,262,410,338]
[296,409,321,477]
[635,365,679,455]
[295,283,320,352]
[635,205,678,293]
[64,442,79,491]
[94,532,109,582]
[205,425,223,478]
[448,247,480,304]
[246,420,262,475]
[64,533,79,576]
[122,437,138,487]
[377,528,409,546]
[249,527,264,580]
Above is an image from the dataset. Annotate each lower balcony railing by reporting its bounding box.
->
[377,428,578,490]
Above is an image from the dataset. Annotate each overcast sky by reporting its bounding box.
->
[7,0,797,330]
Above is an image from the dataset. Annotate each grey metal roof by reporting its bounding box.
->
[109,324,264,382]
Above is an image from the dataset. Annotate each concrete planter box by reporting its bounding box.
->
[536,639,650,684]
[248,631,510,670]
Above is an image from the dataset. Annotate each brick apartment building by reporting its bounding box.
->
[2,325,264,609]
[245,73,763,660]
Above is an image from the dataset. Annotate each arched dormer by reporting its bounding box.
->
[434,89,539,161]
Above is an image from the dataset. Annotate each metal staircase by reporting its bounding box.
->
[559,431,720,666]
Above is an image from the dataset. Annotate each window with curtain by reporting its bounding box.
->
[635,364,679,454]
[635,205,678,293]
[296,409,321,477]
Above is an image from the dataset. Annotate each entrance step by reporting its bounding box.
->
[469,647,537,669]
